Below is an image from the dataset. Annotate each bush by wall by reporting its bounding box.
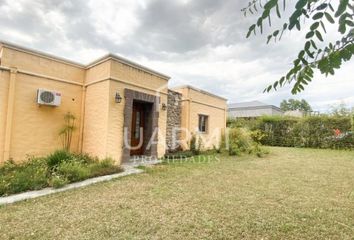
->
[226,128,269,157]
[228,115,354,149]
[0,151,122,196]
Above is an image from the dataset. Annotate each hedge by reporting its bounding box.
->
[228,115,354,149]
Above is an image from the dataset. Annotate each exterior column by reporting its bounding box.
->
[3,67,17,161]
[78,86,86,152]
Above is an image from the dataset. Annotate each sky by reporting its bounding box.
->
[0,0,353,112]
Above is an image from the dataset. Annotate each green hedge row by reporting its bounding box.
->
[228,115,354,149]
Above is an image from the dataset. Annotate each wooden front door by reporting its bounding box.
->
[130,103,145,156]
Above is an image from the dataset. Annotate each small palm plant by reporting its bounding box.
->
[59,112,76,151]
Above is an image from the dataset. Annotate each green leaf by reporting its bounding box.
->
[305,41,311,51]
[264,0,278,10]
[310,40,317,49]
[267,35,272,44]
[340,48,352,61]
[346,20,354,27]
[298,50,305,59]
[257,17,264,33]
[279,23,288,40]
[310,22,319,31]
[295,0,307,10]
[339,22,347,34]
[313,12,324,20]
[289,10,302,30]
[261,9,270,19]
[320,21,327,33]
[301,58,308,65]
[324,12,335,23]
[335,0,349,18]
[279,77,285,86]
[246,24,256,38]
[267,85,272,92]
[273,81,279,90]
[276,3,281,18]
[316,3,328,11]
[315,31,323,41]
[306,31,314,39]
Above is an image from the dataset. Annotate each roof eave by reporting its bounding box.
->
[85,53,171,80]
[0,40,171,80]
[172,85,228,101]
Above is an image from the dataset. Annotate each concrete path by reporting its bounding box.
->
[0,161,161,205]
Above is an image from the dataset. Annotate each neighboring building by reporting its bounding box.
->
[284,110,306,118]
[0,41,227,164]
[173,85,228,150]
[228,101,283,118]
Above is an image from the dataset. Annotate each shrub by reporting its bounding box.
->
[226,128,269,157]
[0,157,48,196]
[236,115,354,149]
[50,174,69,189]
[253,144,270,158]
[72,152,99,164]
[47,150,73,169]
[228,128,254,154]
[190,133,202,155]
[213,144,222,154]
[88,158,122,177]
[56,161,90,182]
[0,150,122,196]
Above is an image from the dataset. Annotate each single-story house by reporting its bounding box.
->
[0,41,227,164]
[173,85,227,150]
[284,110,306,117]
[228,101,283,118]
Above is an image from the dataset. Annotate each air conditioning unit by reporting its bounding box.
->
[37,89,61,106]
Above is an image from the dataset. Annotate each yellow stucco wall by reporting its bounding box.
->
[9,73,83,161]
[0,43,224,164]
[176,86,227,150]
[0,70,10,163]
[85,60,111,85]
[82,80,110,160]
[1,47,85,84]
[82,59,168,164]
[110,61,168,94]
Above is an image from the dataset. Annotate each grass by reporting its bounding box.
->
[0,147,353,239]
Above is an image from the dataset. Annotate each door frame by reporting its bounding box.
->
[123,89,160,163]
[130,101,146,156]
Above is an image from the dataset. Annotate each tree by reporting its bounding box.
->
[280,98,312,112]
[329,102,352,116]
[243,0,354,94]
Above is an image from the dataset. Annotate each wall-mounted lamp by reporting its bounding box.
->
[115,92,122,103]
[161,103,167,111]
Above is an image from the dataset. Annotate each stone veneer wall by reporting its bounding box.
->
[166,89,182,152]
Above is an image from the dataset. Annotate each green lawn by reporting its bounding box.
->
[0,147,353,239]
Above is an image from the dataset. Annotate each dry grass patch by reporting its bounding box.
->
[0,147,353,239]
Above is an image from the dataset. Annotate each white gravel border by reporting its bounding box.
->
[0,165,147,205]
